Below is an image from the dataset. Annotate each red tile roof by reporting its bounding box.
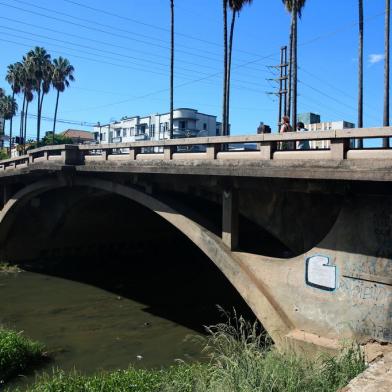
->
[62,129,95,140]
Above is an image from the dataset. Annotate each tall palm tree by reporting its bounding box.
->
[222,0,228,136]
[52,57,75,143]
[357,0,364,148]
[0,95,18,157]
[226,0,253,135]
[25,47,51,142]
[0,88,4,148]
[170,0,174,139]
[282,0,306,129]
[5,63,22,149]
[384,0,390,148]
[20,56,34,150]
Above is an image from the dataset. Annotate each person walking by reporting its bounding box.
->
[280,116,293,150]
[296,121,309,150]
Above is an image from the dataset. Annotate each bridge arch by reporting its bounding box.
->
[0,176,293,347]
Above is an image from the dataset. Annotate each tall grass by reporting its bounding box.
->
[0,328,46,383]
[14,310,366,392]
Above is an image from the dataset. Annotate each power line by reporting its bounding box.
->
[2,0,269,73]
[0,36,272,99]
[0,25,269,88]
[62,0,266,58]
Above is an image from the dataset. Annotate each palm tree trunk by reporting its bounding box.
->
[226,9,236,137]
[53,89,60,144]
[3,120,7,156]
[9,91,14,152]
[222,0,228,136]
[9,91,15,156]
[20,93,26,140]
[37,88,41,143]
[287,20,293,119]
[358,0,364,148]
[24,100,29,151]
[292,3,298,130]
[384,0,390,148]
[170,0,174,139]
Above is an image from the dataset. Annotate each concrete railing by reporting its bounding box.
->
[1,127,392,170]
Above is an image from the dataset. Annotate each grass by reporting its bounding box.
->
[13,310,366,392]
[0,261,21,273]
[0,328,46,383]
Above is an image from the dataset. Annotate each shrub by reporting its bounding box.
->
[0,328,46,383]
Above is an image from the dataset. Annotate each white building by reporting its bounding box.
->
[305,120,355,149]
[94,108,222,145]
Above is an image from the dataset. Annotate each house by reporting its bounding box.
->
[94,108,223,145]
[61,129,96,144]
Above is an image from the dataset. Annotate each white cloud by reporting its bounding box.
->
[369,54,385,64]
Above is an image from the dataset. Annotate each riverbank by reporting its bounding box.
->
[9,316,366,392]
[0,261,21,273]
[0,328,47,384]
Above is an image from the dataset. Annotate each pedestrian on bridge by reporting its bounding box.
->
[280,116,294,150]
[296,122,309,150]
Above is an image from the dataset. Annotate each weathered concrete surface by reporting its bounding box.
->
[0,172,391,354]
[342,351,392,392]
[2,158,392,182]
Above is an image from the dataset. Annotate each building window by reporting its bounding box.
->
[130,127,135,136]
[116,129,121,137]
[102,132,106,141]
[179,120,186,130]
[140,124,146,134]
[123,128,127,137]
[149,124,155,138]
[203,123,207,130]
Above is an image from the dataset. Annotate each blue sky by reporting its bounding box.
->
[0,0,388,139]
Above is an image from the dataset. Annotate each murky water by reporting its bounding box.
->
[0,246,254,389]
[0,271,204,372]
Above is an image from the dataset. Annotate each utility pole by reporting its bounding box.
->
[266,46,288,131]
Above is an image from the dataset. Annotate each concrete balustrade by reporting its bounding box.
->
[0,126,391,170]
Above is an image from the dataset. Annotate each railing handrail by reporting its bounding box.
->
[1,126,392,168]
[78,126,392,149]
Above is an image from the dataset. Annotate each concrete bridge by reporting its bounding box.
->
[0,127,391,354]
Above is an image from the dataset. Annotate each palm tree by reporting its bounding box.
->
[0,88,4,148]
[222,0,228,136]
[0,95,18,157]
[170,0,174,139]
[282,0,306,129]
[5,63,22,149]
[384,0,390,148]
[357,0,364,148]
[20,56,34,150]
[52,57,75,143]
[25,47,51,142]
[226,0,253,135]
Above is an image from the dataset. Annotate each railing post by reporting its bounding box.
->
[101,149,111,161]
[206,144,218,159]
[222,188,238,250]
[259,141,274,160]
[330,139,348,160]
[164,145,174,160]
[60,145,82,165]
[129,147,136,160]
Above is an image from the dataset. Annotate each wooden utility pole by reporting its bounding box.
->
[384,0,390,148]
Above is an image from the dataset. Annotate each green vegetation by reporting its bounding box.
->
[0,328,46,383]
[0,261,21,273]
[13,314,365,392]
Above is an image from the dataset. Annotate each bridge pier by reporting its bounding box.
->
[222,188,238,250]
